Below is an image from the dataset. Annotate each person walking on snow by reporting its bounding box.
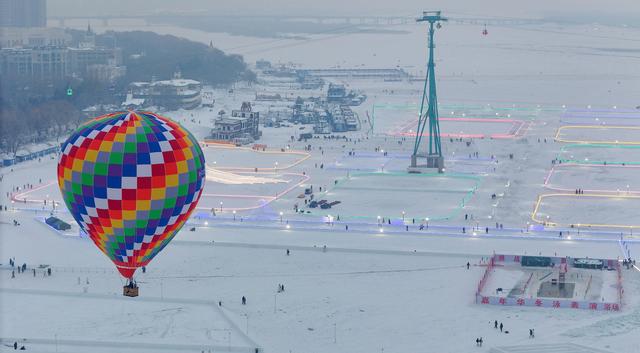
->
[500,322,503,332]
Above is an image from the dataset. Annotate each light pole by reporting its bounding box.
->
[426,217,429,229]
[402,211,405,222]
[233,210,236,220]
[279,211,284,223]
[220,201,223,212]
[377,215,381,225]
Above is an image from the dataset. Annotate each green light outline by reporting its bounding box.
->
[557,143,640,166]
[301,171,481,222]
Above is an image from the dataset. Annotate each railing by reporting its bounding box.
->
[584,274,593,299]
[521,272,534,297]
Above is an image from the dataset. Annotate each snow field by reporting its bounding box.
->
[311,172,478,221]
[546,164,640,193]
[533,194,640,228]
[199,170,308,212]
[3,18,640,353]
[555,126,640,145]
[558,144,640,165]
[202,144,309,171]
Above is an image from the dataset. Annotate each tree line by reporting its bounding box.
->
[0,30,255,156]
[100,30,256,85]
[0,101,82,157]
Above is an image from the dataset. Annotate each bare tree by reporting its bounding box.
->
[1,108,27,157]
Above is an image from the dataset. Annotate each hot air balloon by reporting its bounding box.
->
[57,111,205,295]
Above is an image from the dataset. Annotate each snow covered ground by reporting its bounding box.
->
[546,164,640,193]
[556,125,640,145]
[2,15,640,353]
[558,144,640,165]
[533,193,640,228]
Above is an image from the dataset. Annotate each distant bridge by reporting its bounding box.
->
[47,14,543,28]
[297,68,410,80]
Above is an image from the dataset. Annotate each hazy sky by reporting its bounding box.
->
[48,0,640,21]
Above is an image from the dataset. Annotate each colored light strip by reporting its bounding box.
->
[201,141,311,171]
[556,143,640,165]
[374,102,549,114]
[544,164,640,194]
[11,181,58,204]
[390,117,527,140]
[563,114,640,120]
[197,172,310,212]
[201,194,277,199]
[531,193,640,229]
[302,171,481,221]
[555,125,640,145]
[567,108,640,114]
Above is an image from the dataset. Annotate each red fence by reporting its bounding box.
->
[617,261,624,306]
[475,253,623,312]
[475,255,495,303]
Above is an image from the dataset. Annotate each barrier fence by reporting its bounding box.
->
[521,272,534,295]
[475,254,623,312]
[617,262,624,305]
[476,255,495,296]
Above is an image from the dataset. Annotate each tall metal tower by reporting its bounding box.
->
[410,11,447,173]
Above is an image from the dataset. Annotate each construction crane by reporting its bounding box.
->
[410,11,446,173]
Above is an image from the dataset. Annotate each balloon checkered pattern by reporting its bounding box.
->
[57,111,205,278]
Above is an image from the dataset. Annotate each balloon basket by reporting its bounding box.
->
[123,284,139,297]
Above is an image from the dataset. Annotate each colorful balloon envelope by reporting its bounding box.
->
[57,111,205,279]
